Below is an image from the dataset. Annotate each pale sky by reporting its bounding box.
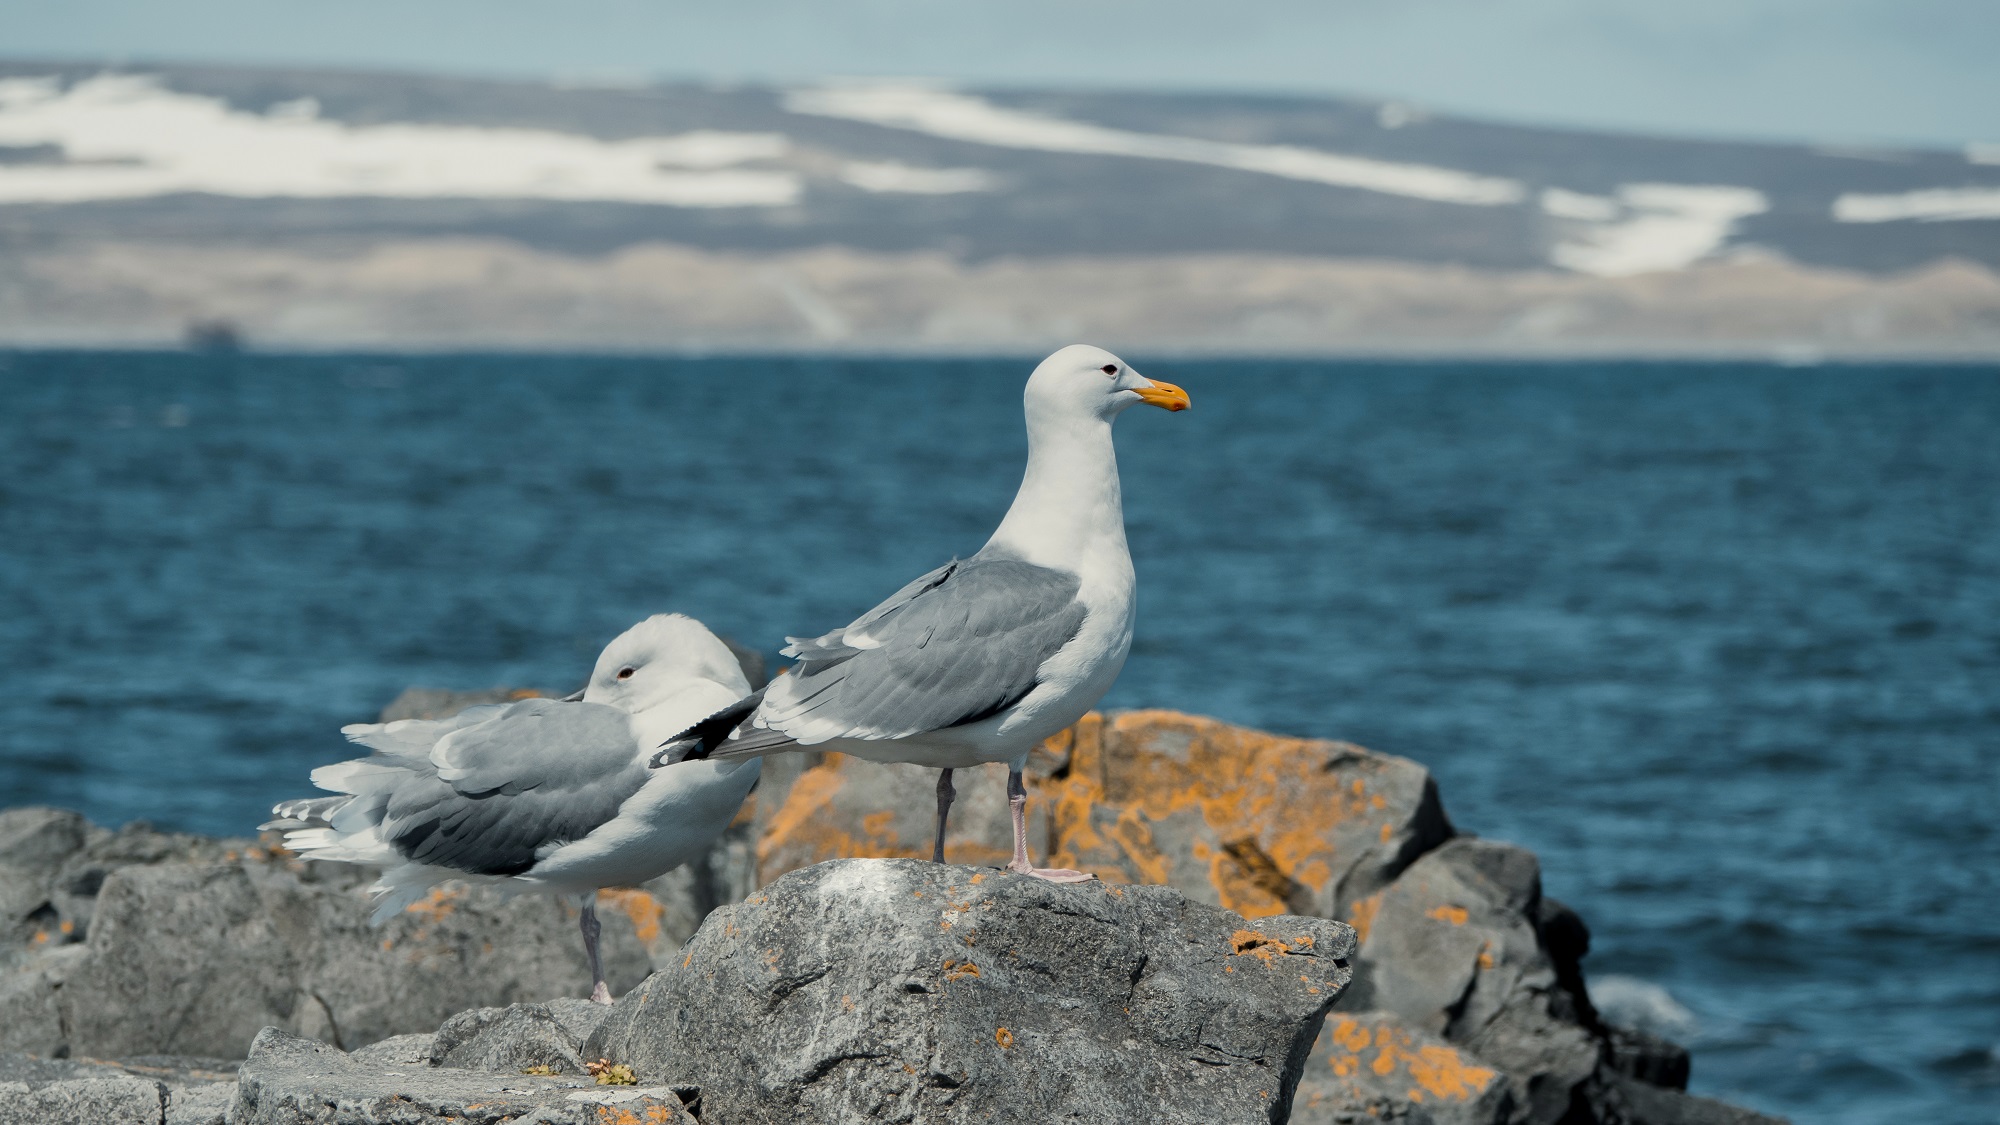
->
[3,0,1993,147]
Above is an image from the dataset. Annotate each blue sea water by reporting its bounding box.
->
[1,351,1995,1122]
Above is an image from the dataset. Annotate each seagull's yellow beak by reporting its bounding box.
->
[1132,379,1190,412]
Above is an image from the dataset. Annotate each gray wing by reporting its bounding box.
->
[376,699,649,877]
[733,553,1087,752]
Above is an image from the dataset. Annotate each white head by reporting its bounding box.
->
[582,613,751,712]
[1023,344,1190,428]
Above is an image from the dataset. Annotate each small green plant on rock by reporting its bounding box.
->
[520,1064,559,1076]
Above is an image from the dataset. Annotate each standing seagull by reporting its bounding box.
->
[265,614,761,1003]
[693,345,1187,881]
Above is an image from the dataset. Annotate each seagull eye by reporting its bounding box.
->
[1101,364,1118,375]
[616,666,636,680]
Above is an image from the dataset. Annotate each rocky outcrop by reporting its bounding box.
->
[0,807,658,1060]
[587,858,1355,1124]
[7,853,1352,1124]
[749,711,1780,1125]
[1338,838,1601,1122]
[1,707,1782,1124]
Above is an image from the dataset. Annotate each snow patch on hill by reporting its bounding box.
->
[1834,187,2000,222]
[1547,184,1768,276]
[836,160,997,194]
[0,74,802,206]
[784,83,1526,207]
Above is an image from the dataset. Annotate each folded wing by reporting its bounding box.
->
[713,553,1087,757]
[280,698,650,878]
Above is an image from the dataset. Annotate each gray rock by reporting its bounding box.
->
[0,808,97,949]
[0,865,57,954]
[0,1054,190,1124]
[429,999,612,1077]
[1601,1074,1790,1125]
[1602,1027,1691,1091]
[0,944,84,1055]
[346,1032,434,1066]
[1460,1004,1601,1125]
[232,1026,696,1125]
[259,863,650,1052]
[0,1074,164,1125]
[46,819,250,942]
[166,1081,238,1125]
[0,808,94,876]
[1290,1010,1513,1125]
[0,1052,132,1084]
[63,862,306,1060]
[0,1051,235,1087]
[543,998,615,1053]
[48,854,649,1060]
[1340,837,1601,1125]
[587,858,1355,1125]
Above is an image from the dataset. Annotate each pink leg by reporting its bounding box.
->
[1004,767,1093,883]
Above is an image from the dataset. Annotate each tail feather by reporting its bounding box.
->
[656,687,772,765]
[706,722,805,761]
[365,864,459,924]
[260,795,349,831]
[364,863,530,925]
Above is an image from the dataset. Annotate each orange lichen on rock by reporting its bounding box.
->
[1032,710,1436,921]
[598,888,666,948]
[756,758,875,867]
[1317,1017,1498,1104]
[943,959,981,982]
[1426,904,1470,926]
[995,1028,1014,1049]
[1231,928,1281,961]
[593,1102,679,1124]
[396,885,469,948]
[402,885,464,923]
[756,754,1021,882]
[750,710,1443,929]
[1229,927,1315,965]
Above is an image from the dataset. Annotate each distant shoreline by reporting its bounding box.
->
[4,242,1996,362]
[6,343,1998,364]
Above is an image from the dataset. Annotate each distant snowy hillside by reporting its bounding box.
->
[3,62,1996,277]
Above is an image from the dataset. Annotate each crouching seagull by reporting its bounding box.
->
[265,614,762,1004]
[686,344,1188,881]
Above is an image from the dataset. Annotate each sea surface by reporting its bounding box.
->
[2,352,1995,1122]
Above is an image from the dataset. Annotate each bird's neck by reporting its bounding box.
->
[984,408,1127,575]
